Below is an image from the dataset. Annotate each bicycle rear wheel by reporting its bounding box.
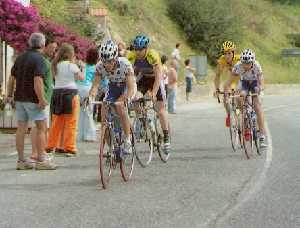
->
[154,116,171,163]
[241,112,253,159]
[99,126,113,189]
[134,118,154,168]
[120,129,135,182]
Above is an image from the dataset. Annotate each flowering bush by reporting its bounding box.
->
[0,0,39,52]
[39,19,94,60]
[0,0,95,59]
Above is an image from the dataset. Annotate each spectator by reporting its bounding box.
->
[6,32,56,170]
[46,43,85,157]
[184,59,197,101]
[161,55,169,98]
[171,43,181,72]
[31,37,57,162]
[118,41,127,57]
[76,48,98,142]
[168,60,178,114]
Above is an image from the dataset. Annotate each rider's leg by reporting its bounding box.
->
[155,101,169,131]
[116,103,130,139]
[253,97,266,135]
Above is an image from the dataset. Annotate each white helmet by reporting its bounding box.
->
[98,40,118,62]
[241,49,255,64]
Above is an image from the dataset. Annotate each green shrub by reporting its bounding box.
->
[168,0,241,64]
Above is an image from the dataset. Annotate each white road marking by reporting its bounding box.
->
[202,121,273,227]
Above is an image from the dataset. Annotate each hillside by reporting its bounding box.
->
[32,0,300,83]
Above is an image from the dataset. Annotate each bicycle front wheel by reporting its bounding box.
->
[120,129,135,182]
[154,116,171,163]
[253,127,261,156]
[134,118,154,168]
[99,126,113,189]
[241,112,253,159]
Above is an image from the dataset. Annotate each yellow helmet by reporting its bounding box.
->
[221,41,236,52]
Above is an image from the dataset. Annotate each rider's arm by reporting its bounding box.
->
[7,75,16,98]
[214,64,223,91]
[89,71,101,97]
[152,63,162,98]
[126,69,135,100]
[258,73,265,91]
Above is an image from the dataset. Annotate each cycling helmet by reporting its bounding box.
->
[98,40,118,62]
[241,49,255,64]
[221,41,236,52]
[133,35,150,49]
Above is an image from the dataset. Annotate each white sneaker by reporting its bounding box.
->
[163,136,171,155]
[124,139,132,154]
[259,135,268,148]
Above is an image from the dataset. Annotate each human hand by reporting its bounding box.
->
[38,99,48,110]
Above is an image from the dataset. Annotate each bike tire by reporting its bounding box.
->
[229,110,240,152]
[242,111,253,160]
[154,116,171,163]
[120,128,135,182]
[99,126,113,189]
[134,118,154,168]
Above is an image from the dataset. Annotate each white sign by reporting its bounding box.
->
[15,0,30,7]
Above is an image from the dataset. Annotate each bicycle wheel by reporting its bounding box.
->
[134,117,154,168]
[241,111,253,159]
[120,129,135,182]
[253,126,261,156]
[154,116,171,163]
[229,110,240,152]
[99,126,113,189]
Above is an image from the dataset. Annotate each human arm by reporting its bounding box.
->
[214,64,224,93]
[89,71,101,98]
[125,69,135,100]
[34,76,48,109]
[152,63,162,101]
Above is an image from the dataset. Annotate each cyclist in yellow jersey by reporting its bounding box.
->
[127,35,170,154]
[214,41,240,127]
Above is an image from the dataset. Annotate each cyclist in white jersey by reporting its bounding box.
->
[90,40,135,152]
[224,49,267,147]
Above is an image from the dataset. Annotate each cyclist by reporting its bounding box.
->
[214,41,240,127]
[90,40,135,153]
[127,35,170,154]
[224,48,267,147]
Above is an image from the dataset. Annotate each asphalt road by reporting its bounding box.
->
[0,95,299,228]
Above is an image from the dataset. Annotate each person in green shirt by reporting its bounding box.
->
[30,37,57,163]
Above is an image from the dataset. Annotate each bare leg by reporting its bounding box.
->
[16,121,28,161]
[116,103,130,138]
[34,120,47,161]
[31,127,38,158]
[253,97,266,136]
[31,121,48,158]
[155,101,169,131]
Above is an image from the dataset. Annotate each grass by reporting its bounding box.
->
[33,0,300,83]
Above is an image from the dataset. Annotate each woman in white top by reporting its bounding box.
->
[47,43,85,157]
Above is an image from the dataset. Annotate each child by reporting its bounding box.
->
[184,59,197,101]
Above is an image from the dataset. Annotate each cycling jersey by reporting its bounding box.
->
[127,49,161,79]
[232,61,262,81]
[217,54,240,89]
[127,49,165,101]
[96,57,133,83]
[95,57,133,101]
